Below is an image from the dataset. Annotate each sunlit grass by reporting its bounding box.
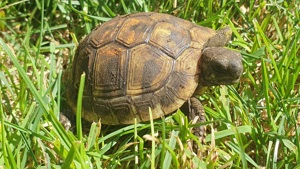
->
[0,0,299,168]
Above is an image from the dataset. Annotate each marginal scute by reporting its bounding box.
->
[92,99,117,124]
[131,93,163,121]
[154,86,186,114]
[110,97,136,124]
[166,73,198,100]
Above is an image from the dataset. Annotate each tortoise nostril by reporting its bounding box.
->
[229,60,243,78]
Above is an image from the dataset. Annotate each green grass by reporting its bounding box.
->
[0,0,299,168]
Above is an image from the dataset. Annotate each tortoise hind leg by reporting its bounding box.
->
[181,97,206,152]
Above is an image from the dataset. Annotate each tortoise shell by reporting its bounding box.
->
[67,12,238,125]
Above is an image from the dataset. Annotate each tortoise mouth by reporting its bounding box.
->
[200,75,241,86]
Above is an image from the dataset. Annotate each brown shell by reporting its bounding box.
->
[68,12,218,125]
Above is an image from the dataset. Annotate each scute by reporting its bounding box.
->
[72,40,94,96]
[189,26,216,49]
[90,16,124,48]
[93,43,127,98]
[116,16,152,47]
[175,48,202,75]
[128,44,173,95]
[149,13,194,30]
[150,22,191,58]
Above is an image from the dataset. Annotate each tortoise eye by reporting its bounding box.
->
[213,64,225,73]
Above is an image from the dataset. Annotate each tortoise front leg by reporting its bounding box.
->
[181,97,206,152]
[187,97,206,144]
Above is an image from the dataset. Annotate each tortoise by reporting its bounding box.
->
[64,12,243,136]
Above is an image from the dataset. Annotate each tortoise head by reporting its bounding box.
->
[199,47,243,86]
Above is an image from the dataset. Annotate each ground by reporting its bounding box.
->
[0,0,299,168]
